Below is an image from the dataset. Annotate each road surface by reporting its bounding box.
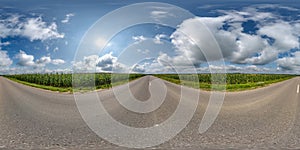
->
[0,76,299,149]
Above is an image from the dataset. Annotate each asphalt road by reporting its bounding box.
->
[0,76,299,149]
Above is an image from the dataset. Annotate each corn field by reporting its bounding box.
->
[5,73,144,89]
[4,73,295,91]
[154,74,295,84]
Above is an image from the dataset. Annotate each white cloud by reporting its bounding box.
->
[231,33,267,63]
[73,53,127,72]
[0,41,10,46]
[0,24,11,38]
[52,59,65,65]
[132,35,146,44]
[131,64,146,73]
[131,59,175,74]
[170,17,223,66]
[157,52,174,66]
[156,52,196,67]
[53,47,59,52]
[132,34,168,45]
[254,4,299,12]
[21,17,64,41]
[15,50,65,68]
[36,56,64,66]
[137,49,150,55]
[0,14,64,41]
[97,52,126,72]
[131,52,197,73]
[244,47,278,65]
[154,34,167,44]
[245,65,260,72]
[36,56,51,65]
[277,51,300,71]
[150,6,175,21]
[15,50,35,66]
[0,50,12,67]
[96,52,117,71]
[169,4,300,67]
[151,10,168,18]
[226,65,242,71]
[0,14,19,38]
[71,4,300,74]
[61,13,75,24]
[73,55,99,72]
[45,45,50,52]
[258,22,299,51]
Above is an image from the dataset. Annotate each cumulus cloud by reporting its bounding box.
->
[52,59,65,65]
[131,59,175,74]
[73,52,126,72]
[35,56,51,68]
[170,17,224,66]
[73,55,99,72]
[168,4,300,69]
[156,52,193,69]
[97,53,126,72]
[61,13,75,24]
[277,51,300,71]
[154,34,168,44]
[244,47,278,65]
[15,50,35,66]
[231,33,267,63]
[258,22,299,51]
[36,56,51,64]
[36,56,65,66]
[131,64,146,73]
[0,50,13,67]
[21,17,64,41]
[132,4,299,74]
[15,50,65,67]
[0,14,64,41]
[97,52,118,71]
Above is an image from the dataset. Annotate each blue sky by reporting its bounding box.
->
[0,0,299,74]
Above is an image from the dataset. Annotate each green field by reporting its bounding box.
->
[4,73,144,92]
[154,74,295,91]
[3,73,296,92]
